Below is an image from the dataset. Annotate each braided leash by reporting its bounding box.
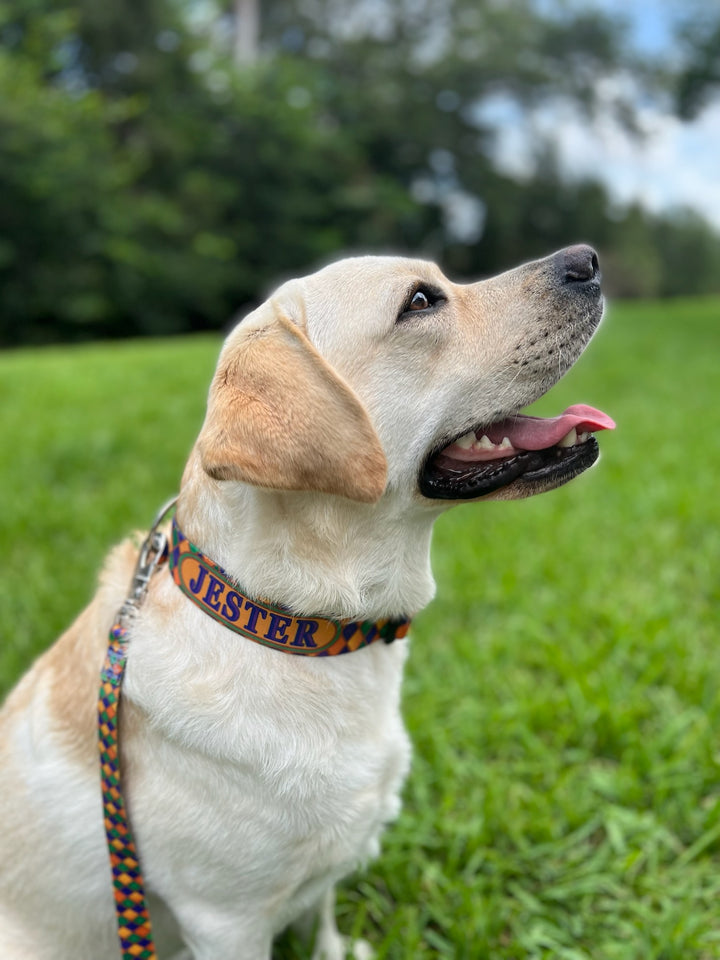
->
[99,623,156,959]
[98,497,177,960]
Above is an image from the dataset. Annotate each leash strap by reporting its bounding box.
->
[99,622,157,960]
[98,497,176,960]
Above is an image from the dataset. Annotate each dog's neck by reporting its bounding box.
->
[178,453,438,622]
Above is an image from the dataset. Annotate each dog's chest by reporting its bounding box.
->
[126,631,411,919]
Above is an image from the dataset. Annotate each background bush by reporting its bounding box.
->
[2,0,720,346]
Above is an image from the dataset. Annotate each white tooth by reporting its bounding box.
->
[454,432,476,449]
[558,427,577,448]
[475,434,495,450]
[578,431,590,443]
[499,436,513,450]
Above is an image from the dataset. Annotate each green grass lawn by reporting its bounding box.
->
[2,298,720,958]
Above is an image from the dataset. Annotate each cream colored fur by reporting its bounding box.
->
[0,252,603,958]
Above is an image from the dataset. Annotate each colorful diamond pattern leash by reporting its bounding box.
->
[98,498,412,959]
[99,622,156,960]
[98,497,176,960]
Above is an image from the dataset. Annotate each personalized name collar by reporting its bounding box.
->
[168,519,411,656]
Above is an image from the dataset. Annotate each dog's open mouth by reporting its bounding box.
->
[420,404,615,500]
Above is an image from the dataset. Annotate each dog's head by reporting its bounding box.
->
[194,247,612,509]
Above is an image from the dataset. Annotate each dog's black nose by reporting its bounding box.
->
[557,245,600,284]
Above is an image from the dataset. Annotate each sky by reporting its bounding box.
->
[490,0,720,230]
[599,0,678,53]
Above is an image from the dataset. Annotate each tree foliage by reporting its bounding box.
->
[675,10,720,119]
[1,0,719,346]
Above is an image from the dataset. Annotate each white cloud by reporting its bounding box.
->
[554,101,720,230]
[483,89,720,231]
[476,1,720,231]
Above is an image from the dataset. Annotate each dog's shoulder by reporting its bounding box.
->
[0,536,140,766]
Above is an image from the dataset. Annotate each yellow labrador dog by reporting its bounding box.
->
[0,248,613,959]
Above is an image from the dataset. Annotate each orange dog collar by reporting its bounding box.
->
[168,519,411,655]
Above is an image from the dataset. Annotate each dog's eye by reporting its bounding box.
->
[409,290,430,311]
[398,285,446,321]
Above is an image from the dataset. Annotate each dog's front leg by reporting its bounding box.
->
[173,915,273,960]
[301,888,373,960]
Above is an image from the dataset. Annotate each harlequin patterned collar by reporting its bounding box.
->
[168,519,411,656]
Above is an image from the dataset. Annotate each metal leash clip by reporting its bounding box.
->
[118,495,178,626]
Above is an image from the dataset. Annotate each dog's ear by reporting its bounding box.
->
[196,301,387,503]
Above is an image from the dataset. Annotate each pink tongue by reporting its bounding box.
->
[485,404,615,449]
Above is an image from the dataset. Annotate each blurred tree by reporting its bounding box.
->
[233,0,260,65]
[257,0,634,256]
[599,204,663,299]
[0,6,436,344]
[652,209,720,297]
[675,12,720,119]
[1,0,719,345]
[0,11,125,343]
